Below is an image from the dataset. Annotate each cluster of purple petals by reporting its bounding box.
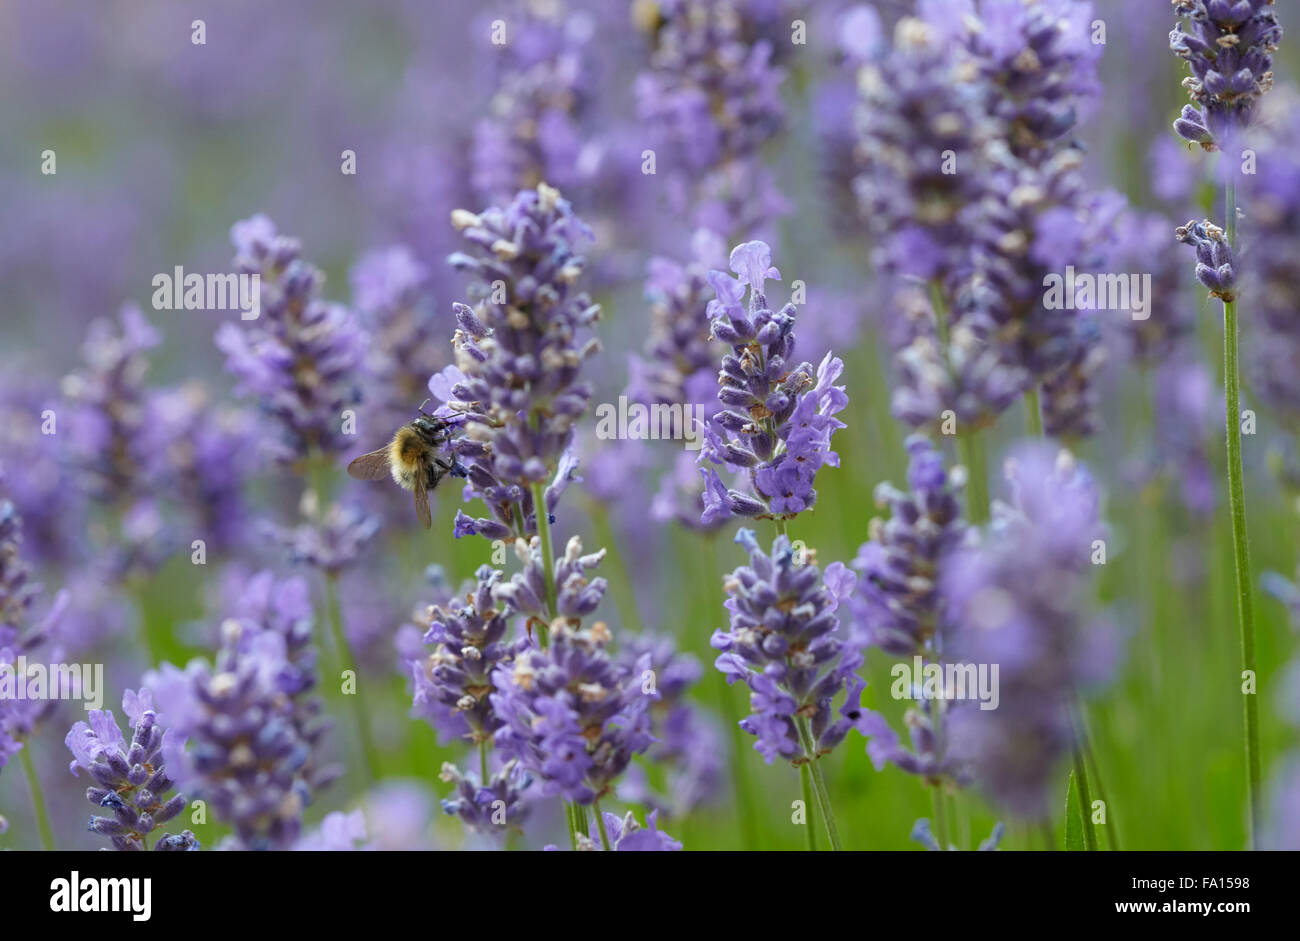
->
[0,497,68,770]
[853,17,993,286]
[410,565,526,746]
[856,9,1120,439]
[0,379,84,568]
[349,245,449,430]
[960,150,1126,437]
[584,808,682,851]
[928,0,1102,162]
[913,817,1004,852]
[438,759,531,837]
[712,529,864,764]
[142,383,258,552]
[1170,0,1282,149]
[145,619,317,850]
[65,691,197,851]
[431,184,600,542]
[216,568,340,794]
[699,241,848,523]
[634,0,787,237]
[472,1,592,206]
[850,436,971,659]
[491,619,655,805]
[215,214,367,462]
[859,695,976,791]
[615,634,723,815]
[1176,218,1238,302]
[269,496,381,577]
[628,233,733,534]
[941,444,1115,819]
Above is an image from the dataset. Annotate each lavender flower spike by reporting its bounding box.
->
[850,436,971,659]
[700,241,849,524]
[1170,0,1282,150]
[65,691,198,851]
[433,184,601,542]
[215,214,367,463]
[713,529,862,764]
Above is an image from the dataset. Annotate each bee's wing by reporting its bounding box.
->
[413,474,432,529]
[347,448,391,481]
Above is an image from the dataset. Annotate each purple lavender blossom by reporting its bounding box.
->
[213,567,340,794]
[1169,0,1282,150]
[471,1,593,206]
[350,245,449,429]
[432,184,600,542]
[635,0,787,238]
[142,384,257,552]
[65,691,196,851]
[491,618,655,805]
[295,809,370,852]
[616,634,723,815]
[927,0,1103,163]
[850,436,971,659]
[215,214,367,463]
[438,760,531,837]
[854,17,992,285]
[409,565,525,747]
[699,241,848,523]
[942,445,1116,819]
[1176,218,1238,302]
[0,495,68,772]
[712,529,863,764]
[268,494,381,577]
[60,303,161,501]
[145,620,316,850]
[586,808,682,851]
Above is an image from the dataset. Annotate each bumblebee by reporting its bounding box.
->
[347,406,461,528]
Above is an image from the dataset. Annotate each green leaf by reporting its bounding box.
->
[1064,772,1086,851]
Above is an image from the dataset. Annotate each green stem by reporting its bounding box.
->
[479,740,490,785]
[931,787,950,851]
[1024,386,1044,438]
[323,572,380,782]
[1070,735,1098,851]
[593,799,612,851]
[529,481,558,650]
[1223,294,1261,848]
[566,802,580,851]
[795,717,843,850]
[800,763,819,851]
[19,745,55,851]
[958,432,990,525]
[1077,708,1120,851]
[1223,176,1261,849]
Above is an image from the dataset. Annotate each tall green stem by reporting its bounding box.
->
[529,481,558,650]
[958,432,989,525]
[593,799,612,851]
[795,717,843,850]
[800,763,819,851]
[1222,175,1260,845]
[1024,386,1044,438]
[1070,737,1098,851]
[19,745,55,851]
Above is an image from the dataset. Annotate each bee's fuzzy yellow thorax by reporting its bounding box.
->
[388,428,421,489]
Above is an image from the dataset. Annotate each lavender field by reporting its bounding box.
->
[0,0,1298,855]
